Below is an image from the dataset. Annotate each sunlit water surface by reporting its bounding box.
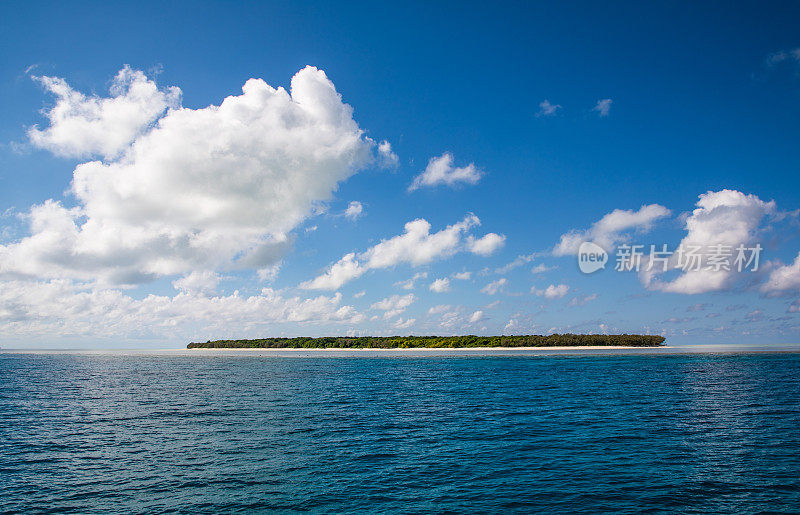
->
[1,347,799,513]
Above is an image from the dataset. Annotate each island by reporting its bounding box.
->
[187,334,666,349]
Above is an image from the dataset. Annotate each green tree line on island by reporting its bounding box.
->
[187,334,666,349]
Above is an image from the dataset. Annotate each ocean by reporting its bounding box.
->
[1,348,799,513]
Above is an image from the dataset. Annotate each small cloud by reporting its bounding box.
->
[495,253,536,274]
[567,293,597,307]
[344,201,363,220]
[452,271,471,280]
[686,303,710,312]
[468,310,485,323]
[663,317,696,324]
[553,203,670,256]
[257,264,281,282]
[429,278,451,293]
[481,278,507,295]
[428,304,451,315]
[408,152,483,191]
[766,48,800,67]
[394,272,428,290]
[762,251,800,294]
[371,293,415,319]
[394,317,415,329]
[378,140,399,169]
[531,263,555,274]
[148,63,165,77]
[467,233,506,256]
[532,284,569,299]
[537,99,561,117]
[745,309,764,322]
[504,318,522,333]
[353,290,366,298]
[7,141,29,155]
[593,98,612,117]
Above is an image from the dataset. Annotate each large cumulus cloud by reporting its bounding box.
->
[3,66,384,285]
[641,190,775,294]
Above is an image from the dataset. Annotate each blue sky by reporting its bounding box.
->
[1,0,800,347]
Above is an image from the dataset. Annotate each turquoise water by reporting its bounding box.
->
[2,350,799,513]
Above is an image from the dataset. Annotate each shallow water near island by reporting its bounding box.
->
[2,347,800,512]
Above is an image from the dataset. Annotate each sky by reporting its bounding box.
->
[1,0,800,348]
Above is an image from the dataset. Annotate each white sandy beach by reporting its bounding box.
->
[189,346,673,351]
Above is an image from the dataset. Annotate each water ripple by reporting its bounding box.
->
[1,352,799,512]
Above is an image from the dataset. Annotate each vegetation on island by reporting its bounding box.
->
[187,334,666,349]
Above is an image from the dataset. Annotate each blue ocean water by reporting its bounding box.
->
[1,350,800,513]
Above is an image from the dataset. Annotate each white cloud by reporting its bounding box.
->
[435,307,464,330]
[495,254,536,274]
[553,203,671,255]
[593,98,612,117]
[745,309,764,322]
[481,278,507,295]
[256,264,281,282]
[4,66,383,286]
[504,318,520,333]
[788,299,800,313]
[344,201,364,220]
[766,48,800,67]
[664,317,695,324]
[428,304,451,315]
[452,271,471,280]
[762,252,800,293]
[567,293,597,306]
[28,65,181,159]
[429,278,450,293]
[531,263,555,274]
[394,272,428,290]
[172,270,221,294]
[468,310,484,323]
[408,152,483,191]
[643,190,775,294]
[299,252,364,291]
[377,140,399,169]
[533,284,570,299]
[537,99,561,117]
[361,215,481,267]
[466,233,506,256]
[301,214,501,290]
[0,279,362,340]
[371,293,415,319]
[393,317,415,329]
